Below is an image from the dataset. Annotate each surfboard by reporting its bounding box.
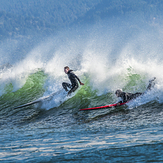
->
[13,89,63,109]
[79,102,127,111]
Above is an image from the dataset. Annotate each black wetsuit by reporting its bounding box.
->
[118,92,143,103]
[118,78,156,103]
[62,70,81,95]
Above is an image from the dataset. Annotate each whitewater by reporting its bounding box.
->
[1,1,163,162]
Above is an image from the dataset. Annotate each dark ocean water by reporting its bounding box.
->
[0,71,163,162]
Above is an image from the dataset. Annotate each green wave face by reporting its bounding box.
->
[0,65,156,124]
[122,67,147,92]
[0,70,47,112]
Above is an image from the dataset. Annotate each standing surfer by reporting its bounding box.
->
[115,77,156,105]
[62,66,84,96]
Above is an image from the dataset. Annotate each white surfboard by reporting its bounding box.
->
[13,89,63,109]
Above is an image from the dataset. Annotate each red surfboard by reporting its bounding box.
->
[79,102,127,111]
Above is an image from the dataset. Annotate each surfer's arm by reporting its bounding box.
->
[74,74,84,85]
[122,93,128,103]
[116,100,123,106]
[116,97,123,106]
[116,93,127,105]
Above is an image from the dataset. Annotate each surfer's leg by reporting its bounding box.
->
[133,92,143,98]
[146,77,156,91]
[62,82,72,92]
[67,84,79,95]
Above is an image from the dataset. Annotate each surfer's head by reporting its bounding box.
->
[115,89,122,97]
[64,66,69,74]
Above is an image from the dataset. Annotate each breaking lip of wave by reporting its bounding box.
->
[0,17,163,110]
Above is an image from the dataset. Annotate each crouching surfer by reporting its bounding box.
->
[115,77,156,106]
[62,66,84,96]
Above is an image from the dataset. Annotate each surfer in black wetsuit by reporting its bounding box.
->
[115,77,156,105]
[62,66,84,96]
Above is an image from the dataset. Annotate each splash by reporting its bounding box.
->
[0,14,163,110]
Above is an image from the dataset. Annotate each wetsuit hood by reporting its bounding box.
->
[115,89,123,96]
[67,70,73,74]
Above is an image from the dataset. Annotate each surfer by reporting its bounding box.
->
[115,77,156,105]
[62,66,84,96]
